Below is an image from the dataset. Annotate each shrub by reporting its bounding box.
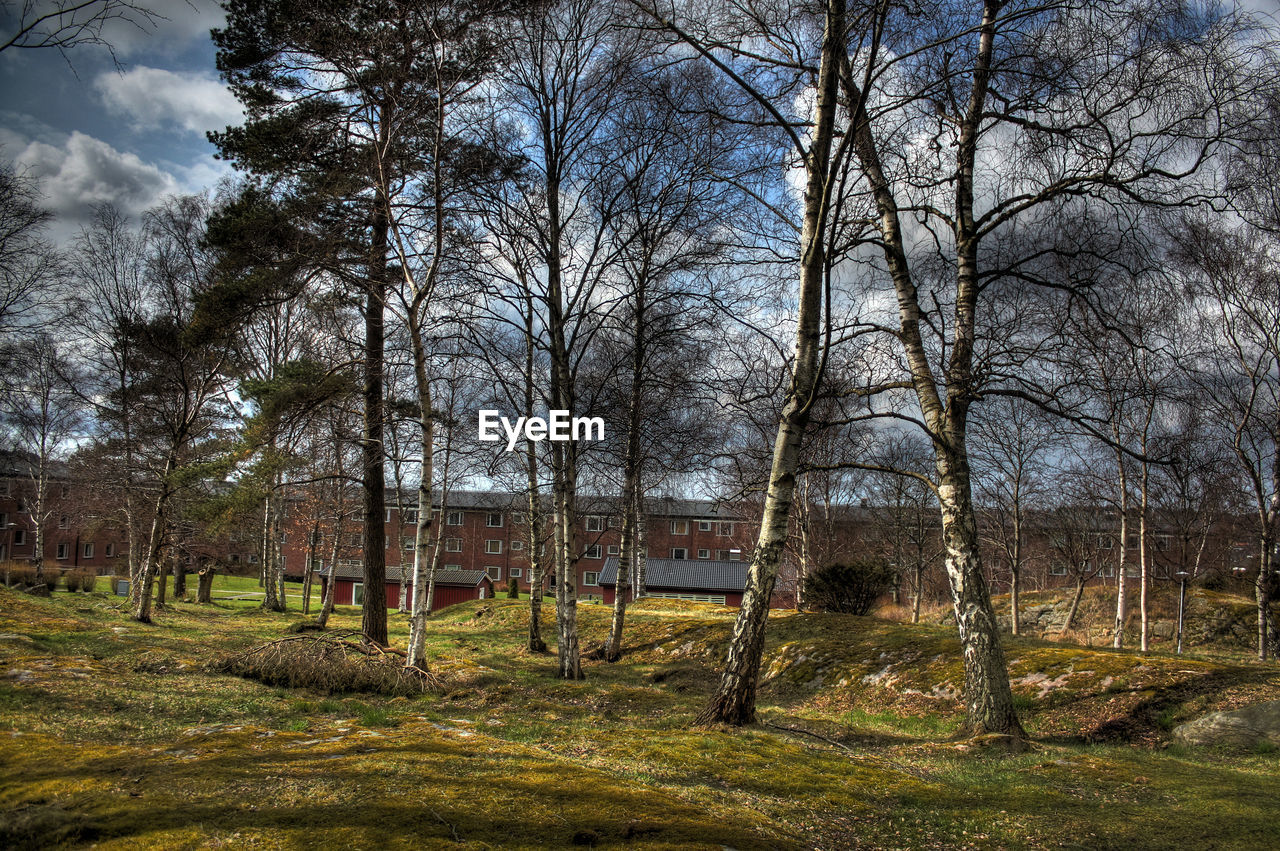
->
[65,568,97,593]
[6,563,38,589]
[507,577,519,599]
[802,558,895,615]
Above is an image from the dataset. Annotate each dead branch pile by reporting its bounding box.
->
[210,630,442,695]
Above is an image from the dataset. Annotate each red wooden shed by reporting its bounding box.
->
[317,563,495,611]
[598,557,754,607]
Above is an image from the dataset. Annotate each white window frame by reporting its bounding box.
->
[586,515,604,532]
[510,567,523,578]
[584,544,601,559]
[83,542,94,558]
[718,522,734,537]
[56,542,69,559]
[1049,563,1068,576]
[447,510,463,526]
[444,564,462,571]
[12,529,24,546]
[59,515,70,529]
[353,582,365,605]
[485,539,503,555]
[445,538,463,552]
[671,547,688,560]
[607,545,619,556]
[487,512,504,528]
[583,571,599,587]
[485,566,502,581]
[671,519,689,535]
[105,543,115,557]
[698,549,710,559]
[511,539,525,551]
[698,520,712,532]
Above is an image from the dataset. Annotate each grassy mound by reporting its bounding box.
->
[211,631,441,695]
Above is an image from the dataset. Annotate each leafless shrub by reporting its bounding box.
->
[210,631,442,695]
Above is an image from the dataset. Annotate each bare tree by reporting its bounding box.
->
[0,0,158,56]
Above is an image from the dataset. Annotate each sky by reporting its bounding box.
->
[2,0,1279,247]
[0,0,239,243]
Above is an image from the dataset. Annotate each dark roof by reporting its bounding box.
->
[317,562,490,587]
[598,557,749,593]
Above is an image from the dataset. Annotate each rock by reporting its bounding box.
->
[1173,700,1280,749]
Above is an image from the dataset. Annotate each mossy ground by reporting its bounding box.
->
[2,581,1278,849]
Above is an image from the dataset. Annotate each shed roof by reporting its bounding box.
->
[598,557,749,593]
[318,562,490,587]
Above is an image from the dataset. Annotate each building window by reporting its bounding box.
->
[83,542,94,559]
[718,522,734,537]
[487,512,504,528]
[671,547,688,559]
[56,542,69,560]
[512,511,527,525]
[13,529,25,546]
[0,512,6,528]
[353,582,364,605]
[671,520,689,535]
[385,509,392,523]
[698,549,710,559]
[105,543,115,557]
[608,516,620,528]
[510,567,523,578]
[447,511,463,526]
[59,515,70,529]
[511,539,525,551]
[586,515,604,532]
[485,539,503,554]
[607,545,620,556]
[698,520,712,532]
[248,553,259,564]
[486,566,502,581]
[444,564,462,571]
[446,538,463,552]
[717,549,742,562]
[584,544,601,559]
[1050,563,1068,576]
[403,537,416,551]
[583,571,599,586]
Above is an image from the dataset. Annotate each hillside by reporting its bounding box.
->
[920,585,1277,654]
[2,587,1278,849]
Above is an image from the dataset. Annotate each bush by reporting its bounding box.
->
[802,559,896,615]
[65,568,97,593]
[6,563,38,589]
[507,577,519,599]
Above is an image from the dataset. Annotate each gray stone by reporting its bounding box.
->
[1173,700,1280,749]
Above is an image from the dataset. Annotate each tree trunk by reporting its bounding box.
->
[302,521,318,615]
[156,553,168,608]
[605,471,638,662]
[526,449,548,653]
[132,455,175,623]
[936,464,1026,739]
[261,497,280,611]
[406,306,436,669]
[1139,458,1150,653]
[197,566,215,603]
[1257,531,1273,662]
[361,200,389,647]
[695,0,839,726]
[911,562,923,624]
[1113,458,1130,648]
[1009,509,1022,635]
[1063,577,1087,635]
[316,505,344,630]
[174,558,187,601]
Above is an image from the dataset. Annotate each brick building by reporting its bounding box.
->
[280,490,759,603]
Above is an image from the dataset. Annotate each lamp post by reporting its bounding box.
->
[1176,570,1189,655]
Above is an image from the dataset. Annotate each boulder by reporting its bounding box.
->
[1172,700,1280,750]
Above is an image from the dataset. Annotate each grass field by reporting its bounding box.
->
[2,585,1278,849]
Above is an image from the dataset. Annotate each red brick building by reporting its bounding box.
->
[280,490,758,603]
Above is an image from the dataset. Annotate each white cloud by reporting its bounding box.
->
[94,66,242,136]
[99,0,227,57]
[13,130,180,226]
